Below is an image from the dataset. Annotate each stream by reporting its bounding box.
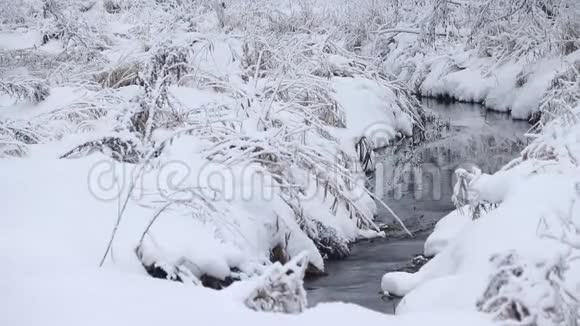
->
[305,99,531,314]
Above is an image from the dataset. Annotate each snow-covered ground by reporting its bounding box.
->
[2,269,494,326]
[2,0,580,325]
[0,156,495,325]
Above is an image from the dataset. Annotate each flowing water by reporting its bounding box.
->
[305,99,531,314]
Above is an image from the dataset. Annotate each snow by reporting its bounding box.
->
[381,22,580,319]
[0,29,40,50]
[423,207,471,257]
[331,77,414,149]
[381,272,423,297]
[386,33,580,120]
[382,123,580,317]
[0,155,498,325]
[0,87,90,119]
[0,1,426,318]
[2,0,580,324]
[0,269,495,326]
[395,273,484,315]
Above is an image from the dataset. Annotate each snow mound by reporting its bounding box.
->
[423,207,471,257]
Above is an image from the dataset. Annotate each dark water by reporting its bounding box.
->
[305,99,530,314]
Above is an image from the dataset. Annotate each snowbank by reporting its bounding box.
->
[384,171,580,310]
[376,0,580,121]
[382,111,580,320]
[423,207,471,257]
[0,269,495,326]
[385,34,580,120]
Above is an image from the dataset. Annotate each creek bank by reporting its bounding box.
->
[305,98,530,313]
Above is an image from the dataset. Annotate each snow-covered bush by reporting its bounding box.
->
[243,253,309,314]
[401,0,580,61]
[40,0,109,59]
[477,252,579,326]
[0,77,49,103]
[467,0,580,61]
[94,63,140,88]
[0,119,42,157]
[536,60,580,127]
[477,185,580,325]
[0,0,42,27]
[377,0,580,120]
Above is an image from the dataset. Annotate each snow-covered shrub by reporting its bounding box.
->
[94,64,141,88]
[303,219,350,260]
[0,77,49,103]
[477,185,580,325]
[537,60,580,127]
[263,76,346,127]
[145,41,193,86]
[476,251,579,326]
[419,0,460,47]
[0,0,43,27]
[467,0,580,61]
[31,89,131,140]
[409,0,580,61]
[522,105,580,167]
[114,40,198,143]
[103,0,123,14]
[330,0,391,53]
[0,121,35,157]
[40,0,109,58]
[244,252,308,314]
[376,0,580,119]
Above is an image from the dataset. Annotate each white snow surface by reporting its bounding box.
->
[423,207,471,257]
[1,269,494,326]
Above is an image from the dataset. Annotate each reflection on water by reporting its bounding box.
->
[305,99,530,314]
